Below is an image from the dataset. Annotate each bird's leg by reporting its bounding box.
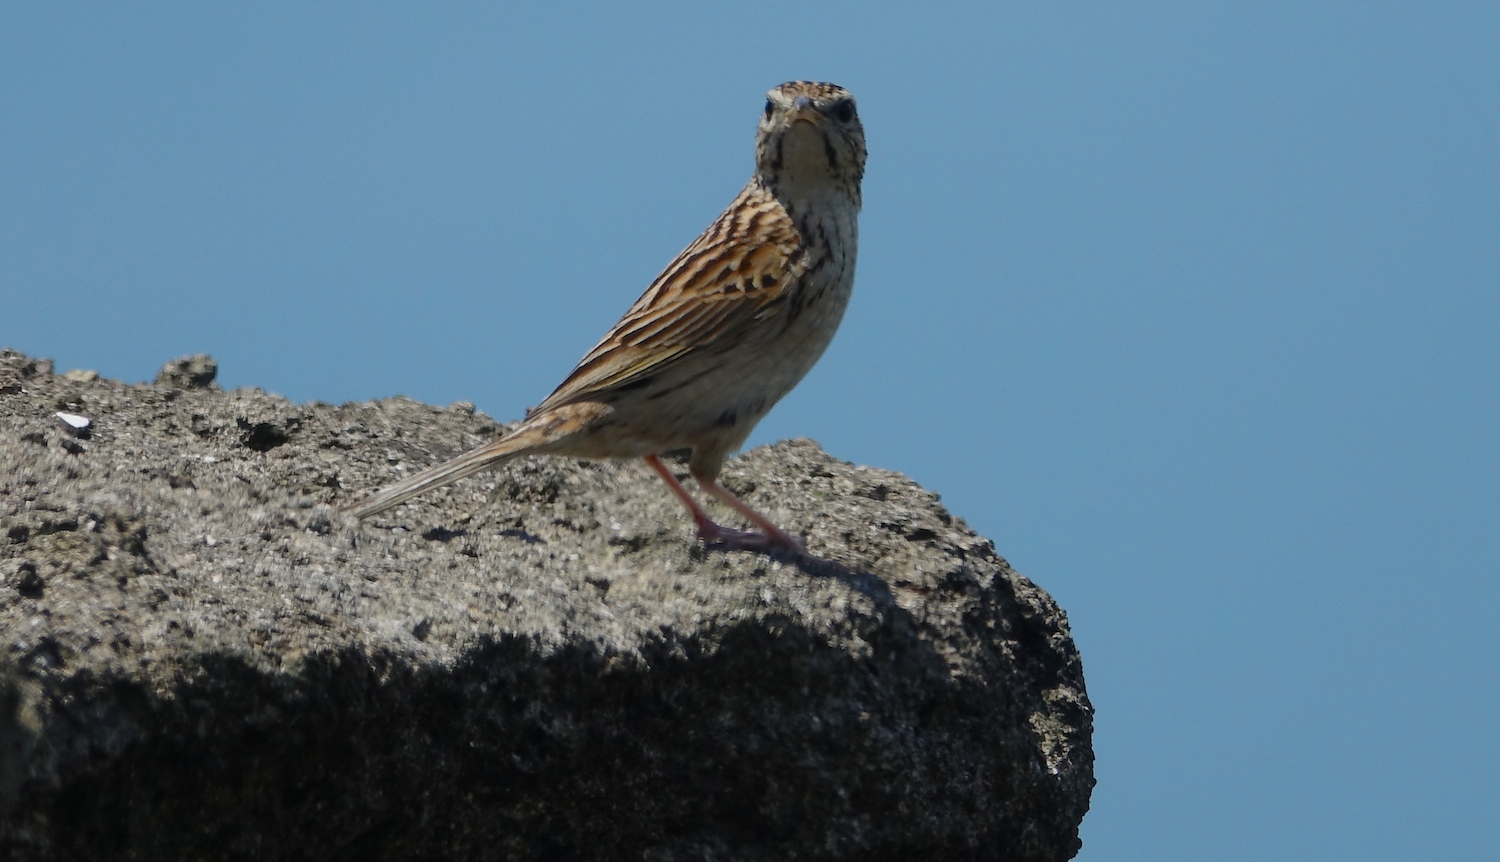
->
[643,455,807,556]
[644,455,724,537]
[693,476,808,554]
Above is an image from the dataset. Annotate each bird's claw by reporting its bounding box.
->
[695,519,822,561]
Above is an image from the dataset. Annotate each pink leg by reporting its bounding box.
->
[694,477,807,554]
[643,455,808,556]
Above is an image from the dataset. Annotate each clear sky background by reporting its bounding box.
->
[3,3,1496,859]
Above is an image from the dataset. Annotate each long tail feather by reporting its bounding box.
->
[338,433,534,520]
[339,402,611,520]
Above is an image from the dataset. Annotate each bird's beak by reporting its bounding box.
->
[786,95,821,125]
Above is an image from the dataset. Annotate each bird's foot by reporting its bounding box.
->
[643,455,843,570]
[695,518,808,557]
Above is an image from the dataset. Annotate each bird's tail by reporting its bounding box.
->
[338,403,606,520]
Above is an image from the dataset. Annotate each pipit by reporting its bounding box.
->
[341,81,866,559]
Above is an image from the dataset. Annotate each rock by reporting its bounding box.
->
[0,349,1094,861]
[153,353,218,390]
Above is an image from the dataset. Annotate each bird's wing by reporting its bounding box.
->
[534,187,804,411]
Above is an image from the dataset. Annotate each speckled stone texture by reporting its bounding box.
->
[0,349,1093,861]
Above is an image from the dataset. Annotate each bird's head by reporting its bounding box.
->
[755,81,865,203]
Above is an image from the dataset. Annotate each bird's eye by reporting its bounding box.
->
[763,99,775,120]
[832,100,856,123]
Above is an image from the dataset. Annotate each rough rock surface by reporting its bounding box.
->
[0,349,1093,861]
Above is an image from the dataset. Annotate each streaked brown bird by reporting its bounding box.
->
[341,81,866,558]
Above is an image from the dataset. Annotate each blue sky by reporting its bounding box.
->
[3,3,1497,859]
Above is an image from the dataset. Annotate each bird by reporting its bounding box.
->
[340,81,866,559]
